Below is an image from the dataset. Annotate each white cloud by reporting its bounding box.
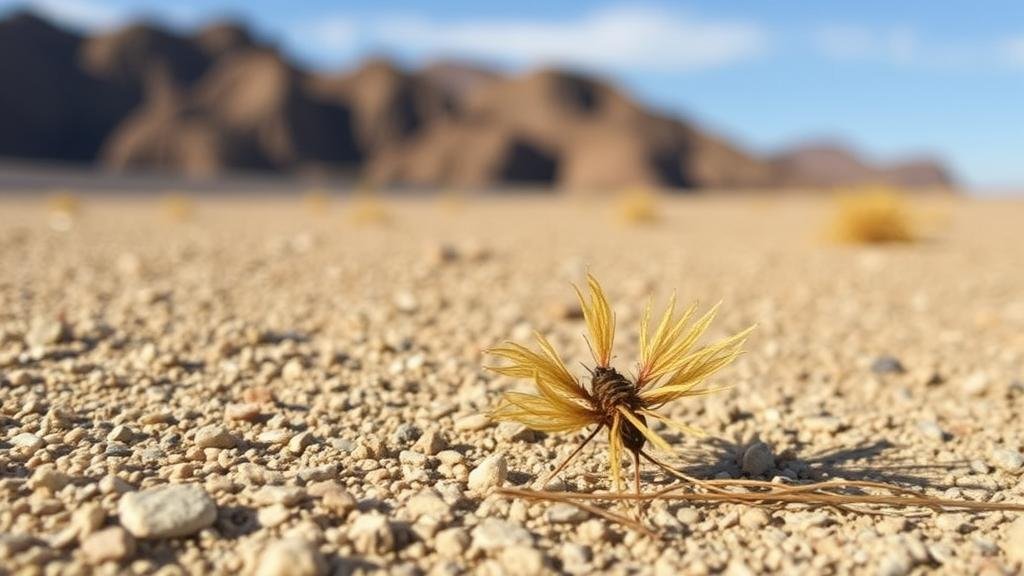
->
[295,5,768,73]
[814,25,917,64]
[0,0,125,29]
[1003,37,1024,67]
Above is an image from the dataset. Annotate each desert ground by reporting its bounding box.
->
[1,193,1023,575]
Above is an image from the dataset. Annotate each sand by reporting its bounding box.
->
[1,193,1022,575]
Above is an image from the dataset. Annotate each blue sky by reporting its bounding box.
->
[4,0,1023,190]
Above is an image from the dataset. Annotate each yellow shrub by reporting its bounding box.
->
[827,186,918,244]
[160,193,196,222]
[617,187,661,225]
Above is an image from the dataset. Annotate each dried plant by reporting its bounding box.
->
[303,188,333,214]
[160,193,196,222]
[827,186,918,244]
[45,191,81,231]
[488,275,1024,533]
[488,274,753,502]
[616,187,661,224]
[348,187,392,225]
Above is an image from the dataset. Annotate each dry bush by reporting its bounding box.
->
[160,193,197,222]
[616,187,661,225]
[827,186,919,244]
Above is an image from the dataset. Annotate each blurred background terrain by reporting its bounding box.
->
[8,1,1020,193]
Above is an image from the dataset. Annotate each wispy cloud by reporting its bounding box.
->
[0,0,124,29]
[296,5,768,73]
[814,25,917,64]
[1003,37,1024,67]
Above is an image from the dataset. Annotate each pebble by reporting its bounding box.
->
[470,518,532,551]
[805,415,842,434]
[11,433,44,454]
[28,466,71,492]
[349,513,395,555]
[989,447,1023,473]
[321,487,357,516]
[454,414,490,431]
[26,317,68,347]
[468,452,507,492]
[916,420,946,441]
[224,403,261,422]
[7,370,32,387]
[253,485,306,507]
[259,429,294,445]
[258,504,291,528]
[106,425,135,443]
[99,475,133,495]
[435,527,469,558]
[741,442,775,476]
[935,513,971,533]
[118,484,217,539]
[288,432,315,454]
[406,489,451,520]
[1006,517,1024,564]
[961,371,989,396]
[194,425,238,449]
[498,545,546,576]
[413,430,447,455]
[393,291,419,313]
[81,527,135,564]
[255,538,326,576]
[546,503,587,524]
[282,359,304,382]
[871,356,905,374]
[739,508,770,529]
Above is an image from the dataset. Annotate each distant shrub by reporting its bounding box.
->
[348,188,392,225]
[827,186,918,244]
[160,193,196,222]
[45,191,80,216]
[617,186,661,224]
[303,188,332,214]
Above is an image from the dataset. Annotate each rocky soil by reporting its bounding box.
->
[1,193,1022,575]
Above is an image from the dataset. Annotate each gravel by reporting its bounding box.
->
[2,195,1023,574]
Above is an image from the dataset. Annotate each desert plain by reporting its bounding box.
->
[1,193,1023,575]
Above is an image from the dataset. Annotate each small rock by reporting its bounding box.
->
[288,431,315,454]
[6,370,32,387]
[739,508,770,529]
[805,415,842,434]
[81,527,135,564]
[454,414,490,431]
[71,503,106,538]
[321,487,357,517]
[1006,517,1024,564]
[350,513,395,555]
[253,485,306,507]
[297,464,337,483]
[99,475,133,495]
[961,371,989,396]
[26,317,68,347]
[225,403,261,422]
[468,453,507,493]
[258,504,291,528]
[413,430,447,455]
[194,425,237,449]
[741,442,775,476]
[392,424,421,446]
[118,484,217,539]
[496,422,536,443]
[282,359,304,382]
[871,356,905,374]
[435,527,469,559]
[106,425,135,444]
[990,447,1023,473]
[255,538,327,576]
[259,429,293,445]
[916,420,946,442]
[393,292,419,313]
[471,518,532,551]
[29,466,71,492]
[935,513,971,533]
[498,545,546,576]
[407,489,451,520]
[11,432,44,455]
[546,503,586,524]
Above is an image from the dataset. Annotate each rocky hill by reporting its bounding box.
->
[0,11,955,190]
